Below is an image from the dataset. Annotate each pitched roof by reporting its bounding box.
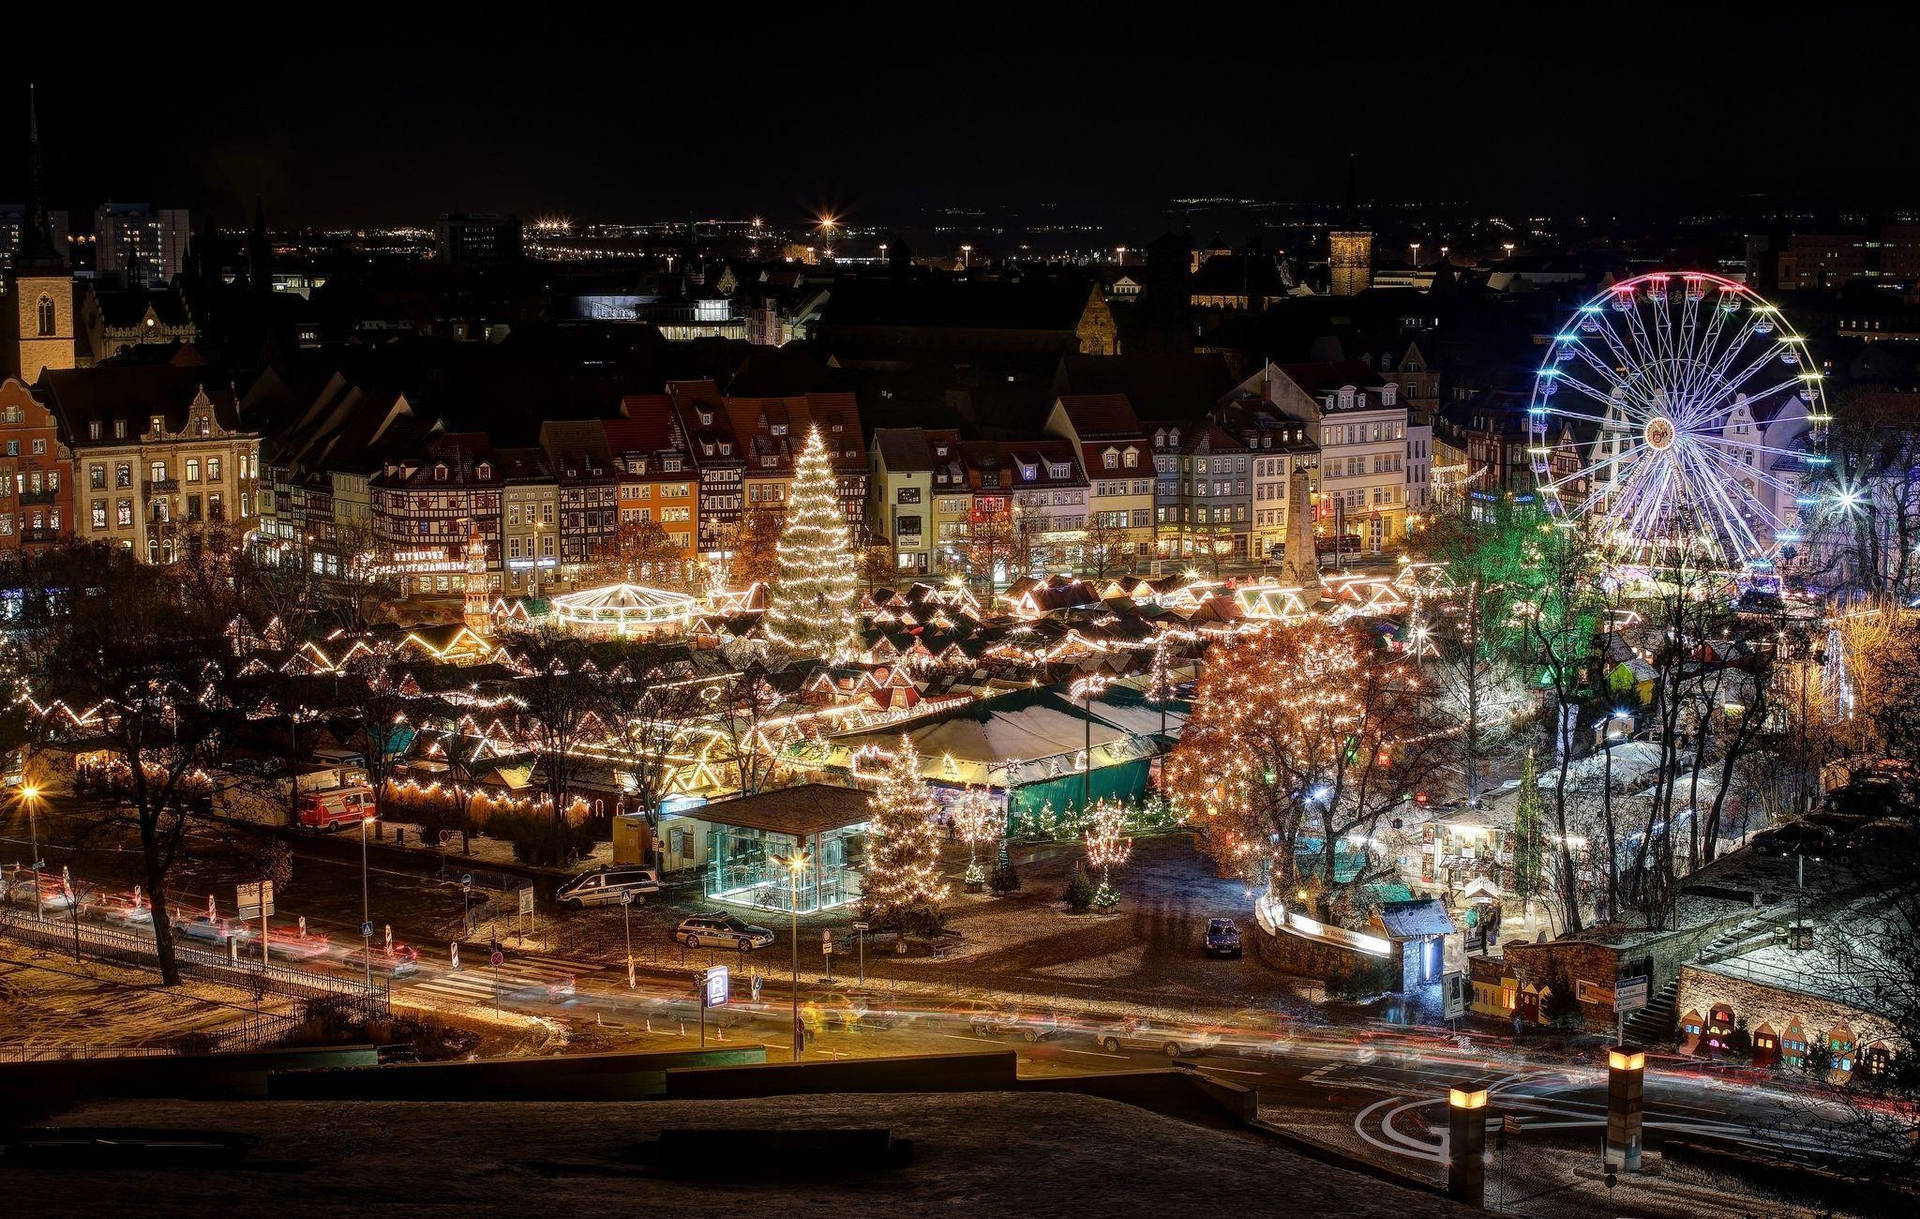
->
[38,364,246,442]
[1053,393,1143,439]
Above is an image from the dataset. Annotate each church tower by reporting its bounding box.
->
[9,85,75,383]
[1327,154,1372,297]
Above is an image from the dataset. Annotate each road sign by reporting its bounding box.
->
[701,965,730,1008]
[360,920,374,938]
[620,888,635,906]
[1442,971,1468,1021]
[1614,976,1650,1012]
[821,928,833,955]
[236,881,275,920]
[518,886,535,916]
[461,873,473,887]
[852,921,869,932]
[490,950,504,967]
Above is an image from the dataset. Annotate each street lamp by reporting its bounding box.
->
[1069,675,1110,809]
[772,846,813,1061]
[360,814,376,995]
[1409,241,1421,266]
[18,784,43,920]
[960,244,972,269]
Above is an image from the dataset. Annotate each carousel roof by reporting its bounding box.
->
[552,583,697,616]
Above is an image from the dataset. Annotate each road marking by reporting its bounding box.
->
[936,1032,1002,1046]
[1055,1046,1129,1059]
[1194,1064,1264,1076]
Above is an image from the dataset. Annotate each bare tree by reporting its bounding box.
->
[601,651,711,831]
[507,628,599,863]
[25,542,245,985]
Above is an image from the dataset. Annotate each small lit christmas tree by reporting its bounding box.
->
[763,426,860,660]
[1083,798,1133,909]
[861,735,951,929]
[951,786,1001,888]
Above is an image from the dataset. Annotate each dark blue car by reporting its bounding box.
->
[1204,918,1242,958]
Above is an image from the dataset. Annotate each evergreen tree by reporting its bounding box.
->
[861,735,950,930]
[1511,748,1546,902]
[763,426,860,659]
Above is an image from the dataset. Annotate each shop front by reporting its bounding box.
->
[671,783,872,915]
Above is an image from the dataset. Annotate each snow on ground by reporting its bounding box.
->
[0,948,297,1054]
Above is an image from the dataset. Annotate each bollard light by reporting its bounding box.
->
[1447,1087,1489,1205]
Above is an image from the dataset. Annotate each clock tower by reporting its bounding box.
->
[8,85,74,383]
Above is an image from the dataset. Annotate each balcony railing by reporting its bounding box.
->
[17,488,57,506]
[145,478,179,495]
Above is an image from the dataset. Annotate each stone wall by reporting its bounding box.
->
[1675,965,1901,1063]
[1252,922,1399,995]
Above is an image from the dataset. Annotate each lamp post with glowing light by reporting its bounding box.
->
[817,215,838,260]
[1446,1086,1487,1206]
[18,784,43,920]
[360,814,376,995]
[773,846,812,1061]
[960,243,972,269]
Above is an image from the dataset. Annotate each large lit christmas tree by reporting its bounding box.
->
[762,425,860,659]
[861,735,951,929]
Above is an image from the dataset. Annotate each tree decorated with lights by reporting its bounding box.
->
[951,785,1001,888]
[1509,748,1546,907]
[1166,620,1447,920]
[1082,798,1132,908]
[763,426,859,660]
[861,735,951,930]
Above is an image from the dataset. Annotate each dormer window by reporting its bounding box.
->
[771,423,788,436]
[762,456,778,468]
[1381,384,1398,406]
[1153,429,1166,448]
[1103,449,1119,470]
[1168,428,1180,447]
[1337,388,1355,410]
[476,462,492,480]
[150,414,165,435]
[89,420,102,440]
[831,423,843,433]
[434,464,448,482]
[697,410,714,426]
[719,443,732,455]
[1020,463,1037,481]
[1047,462,1070,479]
[663,457,680,472]
[1123,448,1138,468]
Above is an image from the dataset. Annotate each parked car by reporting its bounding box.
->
[674,912,775,951]
[1088,1018,1220,1057]
[1751,820,1835,858]
[1204,917,1243,958]
[555,866,661,910]
[346,943,420,978]
[172,915,254,944]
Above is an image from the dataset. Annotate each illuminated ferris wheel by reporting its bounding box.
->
[1528,272,1829,574]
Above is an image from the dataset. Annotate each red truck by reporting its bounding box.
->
[296,785,376,831]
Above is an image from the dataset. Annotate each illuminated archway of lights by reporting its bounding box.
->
[1528,272,1829,575]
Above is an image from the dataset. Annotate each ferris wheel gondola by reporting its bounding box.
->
[1527,272,1829,576]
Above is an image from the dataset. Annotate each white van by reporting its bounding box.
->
[554,866,661,909]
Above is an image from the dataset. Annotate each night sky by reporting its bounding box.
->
[8,11,1914,227]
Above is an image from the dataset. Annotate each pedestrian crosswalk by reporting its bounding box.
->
[400,948,599,1007]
